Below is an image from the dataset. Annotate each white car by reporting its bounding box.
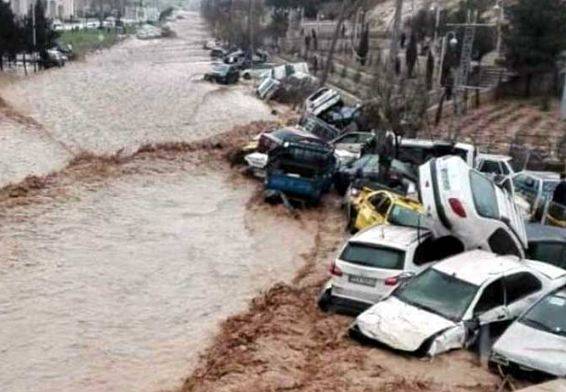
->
[398,139,476,168]
[419,156,527,258]
[475,153,515,179]
[350,250,566,356]
[305,87,342,116]
[490,286,566,378]
[319,225,465,313]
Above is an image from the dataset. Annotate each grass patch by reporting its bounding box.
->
[59,28,134,58]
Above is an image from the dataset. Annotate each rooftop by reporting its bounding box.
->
[351,225,429,250]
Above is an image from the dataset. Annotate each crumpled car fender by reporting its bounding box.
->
[426,323,467,356]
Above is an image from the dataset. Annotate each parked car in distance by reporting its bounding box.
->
[203,64,240,84]
[419,156,527,258]
[265,141,336,203]
[350,250,566,356]
[525,223,566,269]
[299,113,342,142]
[335,154,417,197]
[319,225,464,314]
[476,153,515,180]
[490,286,566,379]
[41,48,67,68]
[319,104,365,131]
[512,171,560,221]
[349,189,424,233]
[396,139,476,167]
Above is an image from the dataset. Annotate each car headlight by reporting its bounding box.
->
[350,188,360,197]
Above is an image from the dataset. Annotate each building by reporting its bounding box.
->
[9,0,74,20]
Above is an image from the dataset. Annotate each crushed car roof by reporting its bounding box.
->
[351,225,430,250]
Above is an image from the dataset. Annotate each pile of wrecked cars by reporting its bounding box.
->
[235,88,566,383]
[318,153,566,381]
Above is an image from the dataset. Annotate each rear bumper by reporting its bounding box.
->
[321,285,377,315]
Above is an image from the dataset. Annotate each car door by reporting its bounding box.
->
[357,192,389,228]
[473,279,511,338]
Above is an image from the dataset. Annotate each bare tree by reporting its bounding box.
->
[319,0,366,87]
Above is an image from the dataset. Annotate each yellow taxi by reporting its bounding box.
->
[348,189,424,232]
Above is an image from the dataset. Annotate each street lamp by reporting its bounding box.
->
[494,0,504,59]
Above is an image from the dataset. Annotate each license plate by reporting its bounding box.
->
[348,275,377,287]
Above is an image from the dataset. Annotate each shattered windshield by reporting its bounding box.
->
[520,292,566,337]
[394,268,478,321]
[388,205,422,228]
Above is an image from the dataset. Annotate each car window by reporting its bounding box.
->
[504,272,542,304]
[388,205,422,228]
[488,228,522,257]
[520,292,566,337]
[394,268,479,321]
[474,279,505,315]
[470,171,499,219]
[377,197,392,215]
[337,134,359,144]
[369,193,385,209]
[351,155,371,170]
[513,174,538,202]
[340,243,405,270]
[479,160,502,175]
[542,180,559,196]
[501,162,511,175]
[527,241,566,268]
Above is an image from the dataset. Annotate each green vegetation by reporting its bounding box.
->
[58,27,134,58]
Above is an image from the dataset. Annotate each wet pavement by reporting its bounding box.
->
[0,11,309,392]
[0,11,273,188]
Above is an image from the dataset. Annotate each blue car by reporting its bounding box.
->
[265,141,336,203]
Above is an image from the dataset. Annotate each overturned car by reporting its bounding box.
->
[349,250,566,356]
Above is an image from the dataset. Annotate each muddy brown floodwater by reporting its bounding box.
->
[0,153,317,392]
[0,10,311,392]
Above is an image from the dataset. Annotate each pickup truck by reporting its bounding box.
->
[265,141,336,203]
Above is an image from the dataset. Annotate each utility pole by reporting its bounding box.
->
[388,0,403,76]
[248,0,254,61]
[561,69,566,120]
[32,0,37,72]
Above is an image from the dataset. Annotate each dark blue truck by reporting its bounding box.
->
[265,141,336,203]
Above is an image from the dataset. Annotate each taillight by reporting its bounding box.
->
[448,198,467,218]
[384,276,399,286]
[329,261,343,277]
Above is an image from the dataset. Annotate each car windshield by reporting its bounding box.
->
[340,243,404,270]
[470,170,499,219]
[527,241,566,269]
[394,268,479,321]
[388,205,422,228]
[520,292,566,337]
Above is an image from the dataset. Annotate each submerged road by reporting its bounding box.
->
[0,11,313,392]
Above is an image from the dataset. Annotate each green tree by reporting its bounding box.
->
[0,1,20,70]
[504,0,566,96]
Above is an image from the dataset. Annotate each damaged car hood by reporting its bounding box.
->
[355,296,456,352]
[493,322,566,377]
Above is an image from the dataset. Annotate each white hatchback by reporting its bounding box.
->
[319,225,464,313]
[419,156,527,258]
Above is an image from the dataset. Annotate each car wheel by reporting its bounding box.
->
[242,73,251,80]
[317,288,333,312]
[346,206,358,233]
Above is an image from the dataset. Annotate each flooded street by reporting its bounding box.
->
[0,11,273,188]
[0,11,312,392]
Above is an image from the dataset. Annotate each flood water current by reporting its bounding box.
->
[0,12,312,392]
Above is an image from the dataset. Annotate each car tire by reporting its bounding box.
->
[242,73,251,80]
[317,288,333,312]
[346,206,358,233]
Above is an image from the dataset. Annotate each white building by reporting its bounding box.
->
[9,0,74,20]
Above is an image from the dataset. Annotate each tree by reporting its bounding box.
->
[426,50,434,90]
[504,0,566,96]
[357,24,369,66]
[405,32,417,78]
[0,1,20,70]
